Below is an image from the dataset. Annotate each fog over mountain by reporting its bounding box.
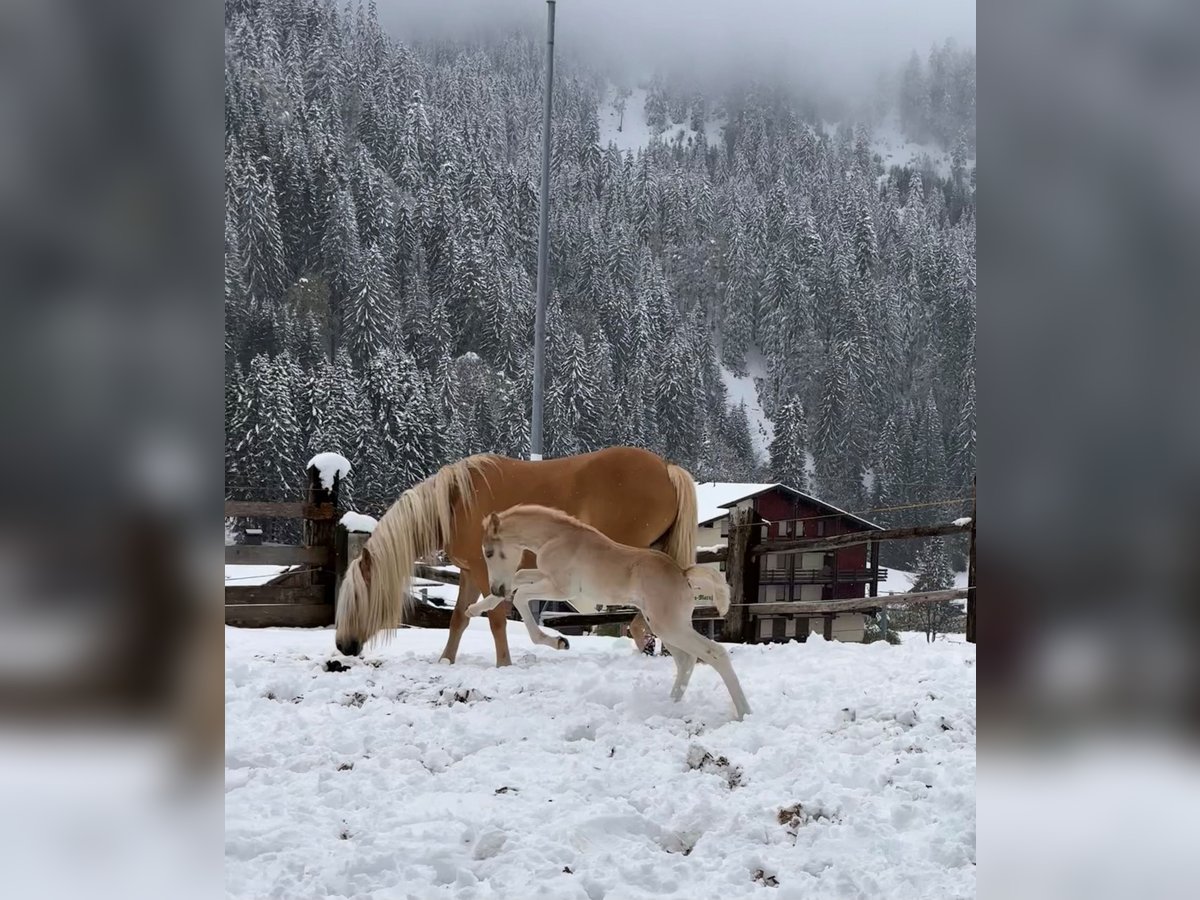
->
[224,0,976,570]
[376,0,976,96]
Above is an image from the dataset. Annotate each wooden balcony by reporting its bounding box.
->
[758,566,887,585]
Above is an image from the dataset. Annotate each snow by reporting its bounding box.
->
[719,348,774,462]
[597,85,725,154]
[412,579,459,606]
[695,482,776,526]
[306,452,351,490]
[953,517,973,527]
[226,624,975,898]
[225,565,296,586]
[866,112,975,180]
[598,87,654,153]
[340,511,378,534]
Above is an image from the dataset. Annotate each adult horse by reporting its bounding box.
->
[334,446,698,666]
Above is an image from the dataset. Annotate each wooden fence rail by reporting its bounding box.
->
[542,606,722,629]
[749,588,967,617]
[225,460,977,647]
[755,519,972,556]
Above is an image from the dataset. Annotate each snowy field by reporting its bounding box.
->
[226,623,975,898]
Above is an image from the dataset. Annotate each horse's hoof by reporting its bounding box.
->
[556,637,570,650]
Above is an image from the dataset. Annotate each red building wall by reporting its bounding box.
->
[751,489,872,600]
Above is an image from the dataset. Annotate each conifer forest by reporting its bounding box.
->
[224,0,976,567]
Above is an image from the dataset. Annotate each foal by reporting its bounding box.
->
[471,505,752,720]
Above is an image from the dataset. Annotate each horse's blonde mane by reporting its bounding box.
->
[337,454,498,645]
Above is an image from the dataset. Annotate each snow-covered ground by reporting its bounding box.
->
[864,112,975,180]
[598,86,724,154]
[226,624,975,898]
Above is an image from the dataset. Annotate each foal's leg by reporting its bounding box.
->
[659,640,697,701]
[506,570,573,651]
[628,613,652,653]
[656,623,752,721]
[466,592,506,616]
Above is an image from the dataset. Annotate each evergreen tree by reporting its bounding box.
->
[768,396,808,491]
[345,243,395,367]
[951,368,975,491]
[221,4,974,516]
[897,537,961,642]
[239,154,287,304]
[231,353,303,498]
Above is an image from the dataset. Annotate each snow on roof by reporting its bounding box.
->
[306,452,351,489]
[696,482,778,525]
[694,482,883,530]
[339,511,377,534]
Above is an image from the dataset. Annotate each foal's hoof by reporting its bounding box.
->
[556,636,570,650]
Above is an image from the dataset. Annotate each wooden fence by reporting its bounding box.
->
[226,461,976,646]
[224,462,341,627]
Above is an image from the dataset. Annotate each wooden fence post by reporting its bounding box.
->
[303,463,340,602]
[722,507,760,643]
[333,525,369,611]
[966,477,976,643]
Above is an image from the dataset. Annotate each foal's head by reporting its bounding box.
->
[481,512,520,598]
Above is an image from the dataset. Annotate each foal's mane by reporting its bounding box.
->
[500,503,604,537]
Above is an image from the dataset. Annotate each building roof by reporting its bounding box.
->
[694,482,883,531]
[695,482,777,526]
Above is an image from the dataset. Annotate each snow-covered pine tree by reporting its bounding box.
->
[897,537,961,642]
[239,154,288,305]
[768,396,808,492]
[345,242,395,368]
[221,2,974,515]
[950,367,975,492]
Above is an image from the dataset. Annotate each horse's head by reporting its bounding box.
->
[335,544,375,657]
[481,512,519,598]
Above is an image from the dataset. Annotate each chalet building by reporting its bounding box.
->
[693,483,885,643]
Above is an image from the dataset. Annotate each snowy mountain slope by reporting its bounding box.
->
[226,624,976,898]
[598,85,724,153]
[719,349,774,464]
[865,112,976,179]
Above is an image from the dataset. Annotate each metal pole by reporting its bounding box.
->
[530,0,555,461]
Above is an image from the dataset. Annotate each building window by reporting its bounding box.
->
[816,519,826,537]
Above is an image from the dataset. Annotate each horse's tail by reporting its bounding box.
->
[662,463,698,569]
[339,455,490,644]
[685,565,731,616]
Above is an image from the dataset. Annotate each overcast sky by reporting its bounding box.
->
[377,0,975,94]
